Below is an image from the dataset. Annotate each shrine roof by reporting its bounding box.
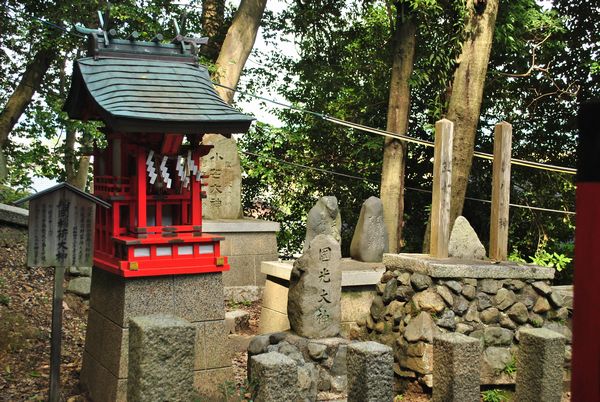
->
[64,39,254,134]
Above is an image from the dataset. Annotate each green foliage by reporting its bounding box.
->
[481,389,510,402]
[530,249,572,272]
[502,356,517,376]
[217,379,256,402]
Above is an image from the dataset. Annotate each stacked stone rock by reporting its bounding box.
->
[361,261,572,387]
[248,332,350,400]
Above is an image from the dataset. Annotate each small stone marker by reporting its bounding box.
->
[448,216,486,260]
[288,234,342,338]
[515,328,565,402]
[350,196,389,262]
[433,333,482,402]
[201,134,243,219]
[346,341,393,402]
[127,314,196,402]
[304,196,342,251]
[250,352,299,402]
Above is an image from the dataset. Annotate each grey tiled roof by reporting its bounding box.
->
[65,56,253,134]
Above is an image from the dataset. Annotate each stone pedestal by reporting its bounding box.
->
[127,315,196,401]
[204,219,279,295]
[81,268,232,402]
[515,328,565,402]
[433,333,482,402]
[258,259,385,336]
[346,341,394,402]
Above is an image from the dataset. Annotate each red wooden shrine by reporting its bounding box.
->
[64,25,253,277]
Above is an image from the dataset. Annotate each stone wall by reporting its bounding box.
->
[362,254,572,387]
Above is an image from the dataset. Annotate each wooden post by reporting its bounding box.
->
[48,265,65,402]
[489,121,512,260]
[430,119,453,258]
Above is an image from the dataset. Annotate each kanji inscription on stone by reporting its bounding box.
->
[287,234,342,338]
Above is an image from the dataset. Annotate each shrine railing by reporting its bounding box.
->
[94,176,131,196]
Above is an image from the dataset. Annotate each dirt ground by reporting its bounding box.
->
[0,241,570,402]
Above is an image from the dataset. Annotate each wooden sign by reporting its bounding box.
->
[16,183,110,267]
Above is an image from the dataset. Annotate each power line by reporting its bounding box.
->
[242,150,576,216]
[214,83,577,175]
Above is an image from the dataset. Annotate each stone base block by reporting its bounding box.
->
[346,341,394,402]
[128,315,196,401]
[433,333,482,402]
[250,352,299,401]
[516,328,565,402]
[84,308,129,378]
[80,351,127,402]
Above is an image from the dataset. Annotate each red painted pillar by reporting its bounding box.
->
[572,101,600,402]
[190,150,202,226]
[136,147,147,229]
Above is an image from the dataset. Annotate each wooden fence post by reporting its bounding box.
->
[489,121,512,260]
[430,119,453,258]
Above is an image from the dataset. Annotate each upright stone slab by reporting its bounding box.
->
[304,196,341,251]
[250,352,299,402]
[350,196,388,262]
[288,234,342,338]
[201,134,243,219]
[346,341,393,402]
[515,328,565,402]
[433,333,482,402]
[127,315,195,401]
[448,216,486,260]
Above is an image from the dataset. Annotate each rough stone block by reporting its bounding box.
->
[433,333,482,402]
[515,328,565,402]
[84,308,129,378]
[250,352,299,402]
[173,272,225,322]
[127,314,196,402]
[225,310,250,334]
[81,350,127,402]
[346,341,394,402]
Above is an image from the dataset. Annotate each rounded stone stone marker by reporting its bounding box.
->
[350,196,389,262]
[288,234,342,338]
[304,196,341,251]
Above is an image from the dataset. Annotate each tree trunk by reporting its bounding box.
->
[201,0,226,61]
[446,0,499,227]
[214,0,267,104]
[380,5,417,253]
[0,47,55,181]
